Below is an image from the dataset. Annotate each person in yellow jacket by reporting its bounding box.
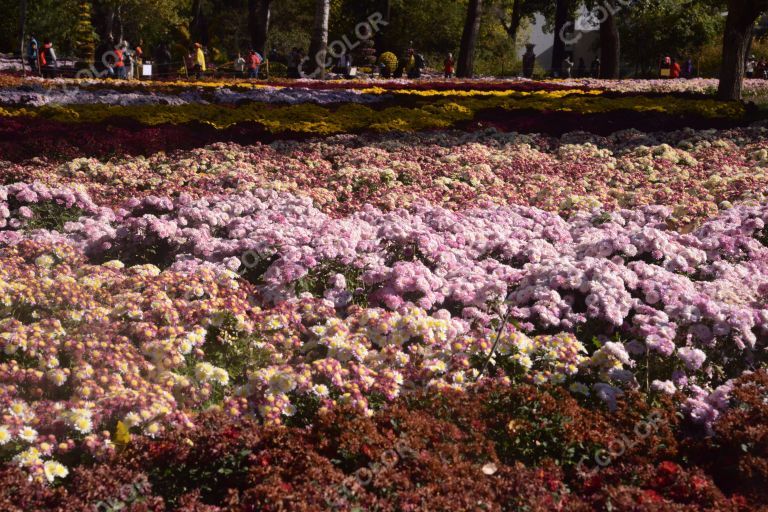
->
[193,43,206,80]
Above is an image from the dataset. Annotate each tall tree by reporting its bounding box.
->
[718,0,768,100]
[551,0,569,75]
[493,0,554,43]
[308,0,330,78]
[190,0,208,45]
[599,0,620,78]
[248,0,271,55]
[458,0,483,77]
[18,0,28,76]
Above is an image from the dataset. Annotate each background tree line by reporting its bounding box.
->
[2,0,767,98]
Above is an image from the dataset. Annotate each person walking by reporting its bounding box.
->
[338,52,352,78]
[670,58,681,79]
[122,42,134,80]
[114,44,126,79]
[235,53,246,77]
[562,55,574,78]
[134,40,144,79]
[590,57,601,78]
[757,59,767,79]
[746,55,756,79]
[247,49,262,79]
[443,52,455,79]
[683,58,694,79]
[27,37,41,76]
[193,43,206,80]
[41,41,58,78]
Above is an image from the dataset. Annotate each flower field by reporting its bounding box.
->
[0,79,767,510]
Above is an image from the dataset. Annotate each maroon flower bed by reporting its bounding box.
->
[467,108,755,137]
[1,373,765,511]
[0,109,757,164]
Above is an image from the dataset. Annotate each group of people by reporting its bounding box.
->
[234,50,264,78]
[26,37,57,77]
[106,41,143,80]
[659,56,694,79]
[559,57,602,79]
[26,36,148,80]
[746,55,768,80]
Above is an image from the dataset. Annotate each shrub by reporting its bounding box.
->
[379,52,398,77]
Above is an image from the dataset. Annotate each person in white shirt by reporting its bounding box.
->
[235,53,246,77]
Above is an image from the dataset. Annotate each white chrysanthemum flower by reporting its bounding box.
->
[144,422,161,437]
[18,426,38,443]
[123,412,142,428]
[211,368,230,386]
[102,260,125,269]
[73,416,93,434]
[9,400,29,418]
[14,447,41,467]
[194,362,215,381]
[269,372,297,394]
[311,384,330,397]
[43,460,69,483]
[34,254,55,268]
[0,426,11,445]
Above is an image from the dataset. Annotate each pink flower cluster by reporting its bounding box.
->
[2,180,766,430]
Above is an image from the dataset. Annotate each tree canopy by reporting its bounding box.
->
[2,0,768,98]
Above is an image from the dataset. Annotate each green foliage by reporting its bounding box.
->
[203,312,272,386]
[619,0,725,77]
[294,259,369,307]
[24,202,86,231]
[0,0,741,78]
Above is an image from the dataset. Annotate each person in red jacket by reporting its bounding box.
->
[670,58,681,79]
[248,50,262,79]
[40,41,57,78]
[114,45,126,79]
[444,53,455,79]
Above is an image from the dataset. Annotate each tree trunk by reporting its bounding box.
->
[115,5,124,46]
[498,0,522,44]
[599,0,620,79]
[457,0,483,78]
[717,1,768,100]
[92,1,116,48]
[190,0,208,45]
[249,0,271,56]
[308,0,330,78]
[18,0,28,76]
[551,0,569,76]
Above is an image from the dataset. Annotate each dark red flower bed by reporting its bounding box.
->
[0,117,300,163]
[0,108,758,164]
[0,372,765,511]
[467,107,757,137]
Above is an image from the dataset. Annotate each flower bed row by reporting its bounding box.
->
[1,372,766,510]
[5,74,768,98]
[1,182,766,425]
[0,92,745,131]
[3,128,767,224]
